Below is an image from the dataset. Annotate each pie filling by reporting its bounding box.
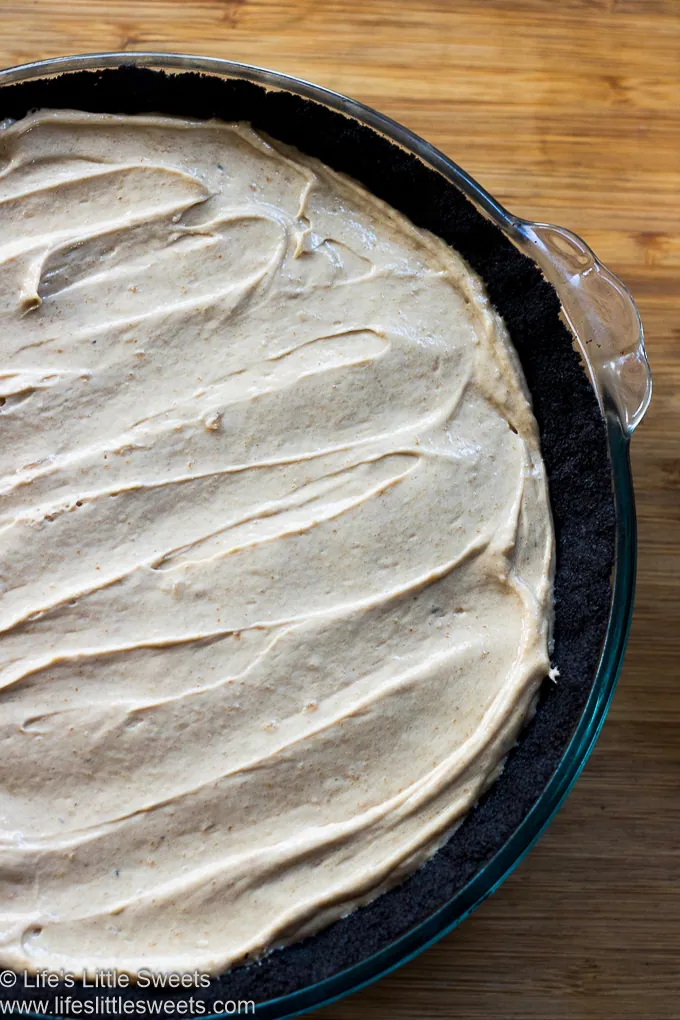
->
[0,111,553,975]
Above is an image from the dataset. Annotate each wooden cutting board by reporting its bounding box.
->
[0,2,678,1017]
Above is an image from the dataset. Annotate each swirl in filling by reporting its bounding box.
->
[0,111,553,975]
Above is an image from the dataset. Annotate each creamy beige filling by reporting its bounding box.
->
[0,110,553,977]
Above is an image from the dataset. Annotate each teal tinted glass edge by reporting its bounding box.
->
[251,416,637,1020]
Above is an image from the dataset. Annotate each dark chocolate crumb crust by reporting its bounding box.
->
[0,67,615,1012]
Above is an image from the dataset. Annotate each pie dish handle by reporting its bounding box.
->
[515,220,652,434]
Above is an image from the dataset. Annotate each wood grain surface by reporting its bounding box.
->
[0,1,678,1017]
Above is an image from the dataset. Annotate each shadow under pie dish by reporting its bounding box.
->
[0,54,651,1020]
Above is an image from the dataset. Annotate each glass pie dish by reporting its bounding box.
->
[0,52,652,1020]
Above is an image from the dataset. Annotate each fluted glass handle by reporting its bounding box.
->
[515,221,651,434]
